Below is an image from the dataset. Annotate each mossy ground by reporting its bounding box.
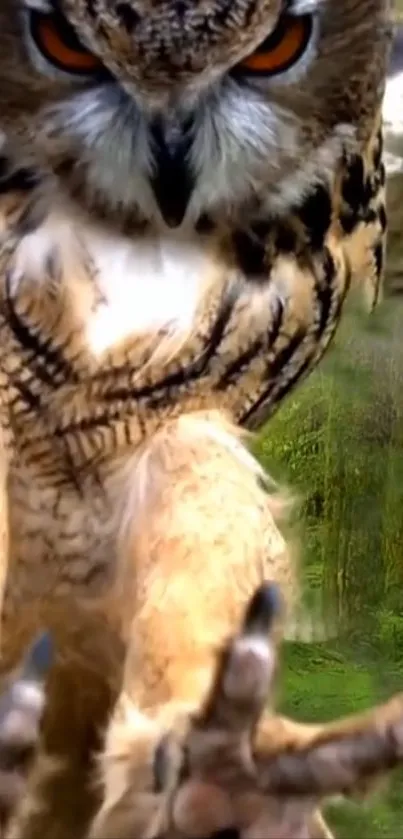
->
[279,640,403,837]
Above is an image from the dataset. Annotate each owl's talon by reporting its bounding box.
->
[90,582,403,838]
[0,633,53,832]
[22,631,54,683]
[242,580,282,636]
[196,586,278,733]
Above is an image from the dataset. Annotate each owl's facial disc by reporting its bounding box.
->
[19,0,321,228]
[5,0,389,229]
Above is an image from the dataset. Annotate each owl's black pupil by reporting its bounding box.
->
[255,14,290,54]
[51,10,89,53]
[255,13,311,55]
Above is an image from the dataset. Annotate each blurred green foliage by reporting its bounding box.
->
[254,302,403,837]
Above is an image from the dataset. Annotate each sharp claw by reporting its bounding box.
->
[221,585,281,710]
[242,582,282,637]
[0,632,54,833]
[22,631,54,683]
[0,632,53,734]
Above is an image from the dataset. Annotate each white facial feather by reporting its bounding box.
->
[23,0,52,9]
[290,0,324,12]
[42,79,337,223]
[10,211,213,356]
[189,81,299,218]
[84,226,211,355]
[43,87,156,217]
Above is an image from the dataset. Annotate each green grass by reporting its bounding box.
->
[279,641,403,837]
[254,354,403,836]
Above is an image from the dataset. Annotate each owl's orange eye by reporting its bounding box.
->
[238,13,313,76]
[29,10,102,75]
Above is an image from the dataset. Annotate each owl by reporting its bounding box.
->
[0,0,393,836]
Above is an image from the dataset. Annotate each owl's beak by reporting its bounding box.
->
[149,117,194,228]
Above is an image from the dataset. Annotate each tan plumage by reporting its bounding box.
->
[0,0,393,835]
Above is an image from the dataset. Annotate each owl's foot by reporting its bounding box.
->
[0,632,53,835]
[90,582,403,839]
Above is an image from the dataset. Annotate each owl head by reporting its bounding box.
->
[0,1,391,232]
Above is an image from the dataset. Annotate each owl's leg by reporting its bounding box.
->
[88,413,332,838]
[2,608,125,839]
[6,739,98,839]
